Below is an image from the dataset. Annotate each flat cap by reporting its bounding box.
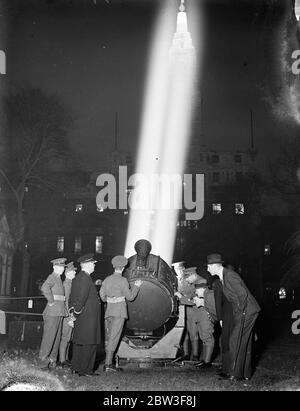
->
[50,258,67,266]
[112,255,128,269]
[65,261,76,273]
[77,253,97,264]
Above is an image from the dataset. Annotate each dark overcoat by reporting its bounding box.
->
[69,270,101,345]
[222,268,261,316]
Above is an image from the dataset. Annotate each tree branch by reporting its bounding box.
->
[0,168,19,201]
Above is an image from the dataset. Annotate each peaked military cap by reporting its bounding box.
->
[77,253,97,264]
[65,261,76,273]
[112,255,128,269]
[50,257,67,267]
[207,253,223,265]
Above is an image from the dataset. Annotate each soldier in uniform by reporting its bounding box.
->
[39,257,67,369]
[100,255,142,372]
[58,261,76,368]
[68,254,101,377]
[175,268,217,367]
[175,266,200,360]
[206,253,261,381]
[193,283,218,368]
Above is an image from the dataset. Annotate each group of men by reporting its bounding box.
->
[39,253,142,376]
[176,253,261,381]
[38,250,260,381]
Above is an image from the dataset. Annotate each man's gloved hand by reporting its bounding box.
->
[134,279,143,287]
[95,279,102,286]
[174,291,183,298]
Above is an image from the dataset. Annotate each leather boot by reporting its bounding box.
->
[195,344,213,368]
[191,339,199,361]
[182,333,190,359]
[204,343,214,364]
[105,350,114,367]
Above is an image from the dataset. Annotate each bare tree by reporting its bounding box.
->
[0,86,72,296]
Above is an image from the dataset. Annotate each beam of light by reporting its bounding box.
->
[124,0,201,263]
[264,6,300,126]
[295,0,300,21]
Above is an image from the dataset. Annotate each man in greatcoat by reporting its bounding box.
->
[99,255,142,372]
[39,257,67,370]
[68,253,101,377]
[206,253,261,381]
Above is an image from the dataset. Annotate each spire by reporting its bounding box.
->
[170,0,194,55]
[177,0,188,34]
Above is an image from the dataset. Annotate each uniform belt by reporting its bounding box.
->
[53,294,65,301]
[107,296,125,303]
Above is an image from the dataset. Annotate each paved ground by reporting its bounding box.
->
[0,317,299,391]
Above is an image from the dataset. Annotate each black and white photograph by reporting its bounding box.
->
[0,0,300,394]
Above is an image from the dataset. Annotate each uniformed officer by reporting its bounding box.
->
[193,283,217,368]
[39,257,67,369]
[68,254,101,377]
[100,255,142,372]
[175,266,200,361]
[175,267,215,366]
[58,261,76,368]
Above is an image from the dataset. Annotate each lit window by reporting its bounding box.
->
[212,172,220,183]
[235,203,245,215]
[96,236,103,254]
[264,244,271,255]
[57,236,64,253]
[75,204,83,212]
[278,287,286,300]
[212,203,222,215]
[234,154,242,163]
[74,236,82,254]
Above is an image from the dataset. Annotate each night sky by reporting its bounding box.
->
[4,0,299,172]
